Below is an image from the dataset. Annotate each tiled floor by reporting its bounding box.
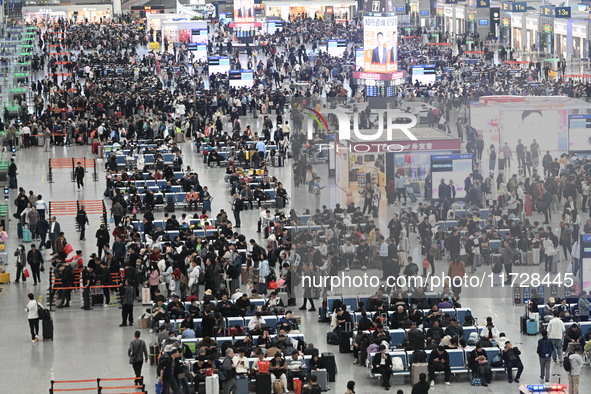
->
[0,129,588,393]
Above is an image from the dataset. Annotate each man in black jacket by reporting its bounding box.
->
[372,344,393,390]
[27,243,44,285]
[74,162,85,189]
[428,346,451,386]
[76,206,89,240]
[502,341,523,383]
[231,193,243,228]
[57,263,74,308]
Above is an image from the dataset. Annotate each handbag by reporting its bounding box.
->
[24,268,30,278]
[64,244,74,255]
[422,259,430,269]
[109,217,114,223]
[471,377,483,386]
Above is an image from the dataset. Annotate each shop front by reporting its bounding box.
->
[510,12,523,50]
[554,19,567,58]
[265,0,356,22]
[23,5,112,24]
[525,15,538,52]
[572,20,587,58]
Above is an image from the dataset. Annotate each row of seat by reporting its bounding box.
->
[181,333,306,356]
[159,312,289,333]
[382,326,480,348]
[188,353,313,371]
[367,346,512,378]
[108,151,177,168]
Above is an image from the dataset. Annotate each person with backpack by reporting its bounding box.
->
[372,344,393,390]
[563,345,583,394]
[158,347,180,394]
[536,330,553,382]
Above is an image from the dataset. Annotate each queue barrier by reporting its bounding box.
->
[49,376,145,394]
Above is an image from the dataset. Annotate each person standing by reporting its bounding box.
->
[502,239,517,285]
[36,216,49,250]
[49,216,61,253]
[536,330,552,383]
[14,244,26,283]
[567,345,583,394]
[231,193,243,228]
[74,162,85,189]
[530,139,540,171]
[25,293,41,343]
[120,279,135,327]
[57,262,74,308]
[412,373,430,393]
[95,224,110,259]
[75,206,89,241]
[128,330,148,386]
[43,126,51,152]
[222,348,238,394]
[447,258,465,297]
[111,201,124,227]
[8,158,17,189]
[27,243,43,286]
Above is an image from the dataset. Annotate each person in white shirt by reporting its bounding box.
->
[248,312,266,332]
[547,311,565,362]
[340,240,356,271]
[25,293,42,342]
[233,348,249,375]
[187,259,201,298]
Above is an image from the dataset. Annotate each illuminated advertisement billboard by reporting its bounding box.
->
[363,16,398,73]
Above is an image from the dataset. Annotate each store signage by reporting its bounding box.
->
[348,139,461,152]
[543,23,553,33]
[501,17,510,27]
[352,71,406,80]
[477,0,489,8]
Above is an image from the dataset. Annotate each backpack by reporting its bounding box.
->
[563,353,572,372]
[467,332,479,346]
[539,338,553,358]
[392,356,404,371]
[491,354,504,368]
[198,266,205,285]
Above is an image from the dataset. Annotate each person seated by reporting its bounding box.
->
[372,344,392,390]
[185,188,200,211]
[407,322,426,350]
[257,329,274,349]
[265,292,285,314]
[168,295,186,319]
[501,341,523,383]
[180,315,195,332]
[269,352,288,393]
[215,294,235,317]
[272,330,293,351]
[428,345,451,387]
[196,336,219,358]
[193,356,214,384]
[277,310,298,333]
[468,343,492,386]
[444,318,464,339]
[235,293,252,316]
[427,321,445,344]
[150,299,167,331]
[248,312,267,334]
[181,325,196,339]
[286,350,307,388]
[390,305,408,329]
[233,348,250,375]
[332,308,352,332]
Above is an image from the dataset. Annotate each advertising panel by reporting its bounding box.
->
[431,154,474,200]
[234,0,255,23]
[363,16,398,73]
[229,70,254,87]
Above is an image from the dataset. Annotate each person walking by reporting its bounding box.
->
[547,310,565,363]
[111,201,124,227]
[567,345,583,394]
[27,243,43,286]
[8,158,18,189]
[25,293,42,343]
[14,244,27,283]
[95,224,110,259]
[231,193,243,228]
[74,162,85,190]
[221,348,238,394]
[345,381,356,394]
[536,330,552,383]
[49,216,61,253]
[447,258,465,297]
[120,279,135,327]
[75,206,89,241]
[127,330,148,386]
[412,373,430,393]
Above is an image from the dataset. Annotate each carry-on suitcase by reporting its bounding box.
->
[318,307,329,323]
[411,363,429,384]
[205,375,219,394]
[273,379,283,394]
[43,318,54,341]
[532,248,540,265]
[149,343,160,365]
[520,316,528,334]
[527,251,533,265]
[526,320,539,335]
[17,223,23,239]
[275,196,285,209]
[255,373,272,394]
[23,229,32,242]
[321,352,337,382]
[176,133,184,143]
[492,273,502,287]
[326,331,339,345]
[202,200,211,212]
[0,272,10,283]
[236,375,249,394]
[339,330,352,353]
[92,294,104,305]
[142,287,151,305]
[98,145,104,158]
[311,369,328,391]
[549,259,557,273]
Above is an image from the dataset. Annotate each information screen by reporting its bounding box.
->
[411,64,437,84]
[430,154,473,200]
[188,43,207,62]
[191,29,208,44]
[327,39,347,57]
[228,70,254,87]
[568,115,591,152]
[208,56,231,74]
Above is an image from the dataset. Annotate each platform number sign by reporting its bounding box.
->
[372,1,380,12]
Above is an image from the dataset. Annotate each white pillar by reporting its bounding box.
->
[113,0,122,15]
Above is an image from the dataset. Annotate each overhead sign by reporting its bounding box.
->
[501,2,526,12]
[555,6,571,18]
[477,0,490,8]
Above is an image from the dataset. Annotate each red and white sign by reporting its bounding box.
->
[348,139,461,153]
[352,70,406,80]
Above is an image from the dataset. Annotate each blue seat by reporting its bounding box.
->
[342,297,357,312]
[326,296,342,313]
[462,326,477,342]
[391,351,409,375]
[265,316,278,330]
[489,240,502,251]
[153,220,165,229]
[436,221,447,231]
[171,186,182,193]
[389,329,406,348]
[156,180,166,188]
[145,180,156,187]
[448,349,467,372]
[445,220,458,229]
[479,209,490,219]
[226,317,245,328]
[176,193,186,205]
[441,308,456,318]
[174,172,184,180]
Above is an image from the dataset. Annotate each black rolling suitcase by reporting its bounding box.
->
[339,322,353,353]
[520,315,527,334]
[43,318,54,341]
[255,373,272,394]
[275,196,285,209]
[321,352,337,382]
